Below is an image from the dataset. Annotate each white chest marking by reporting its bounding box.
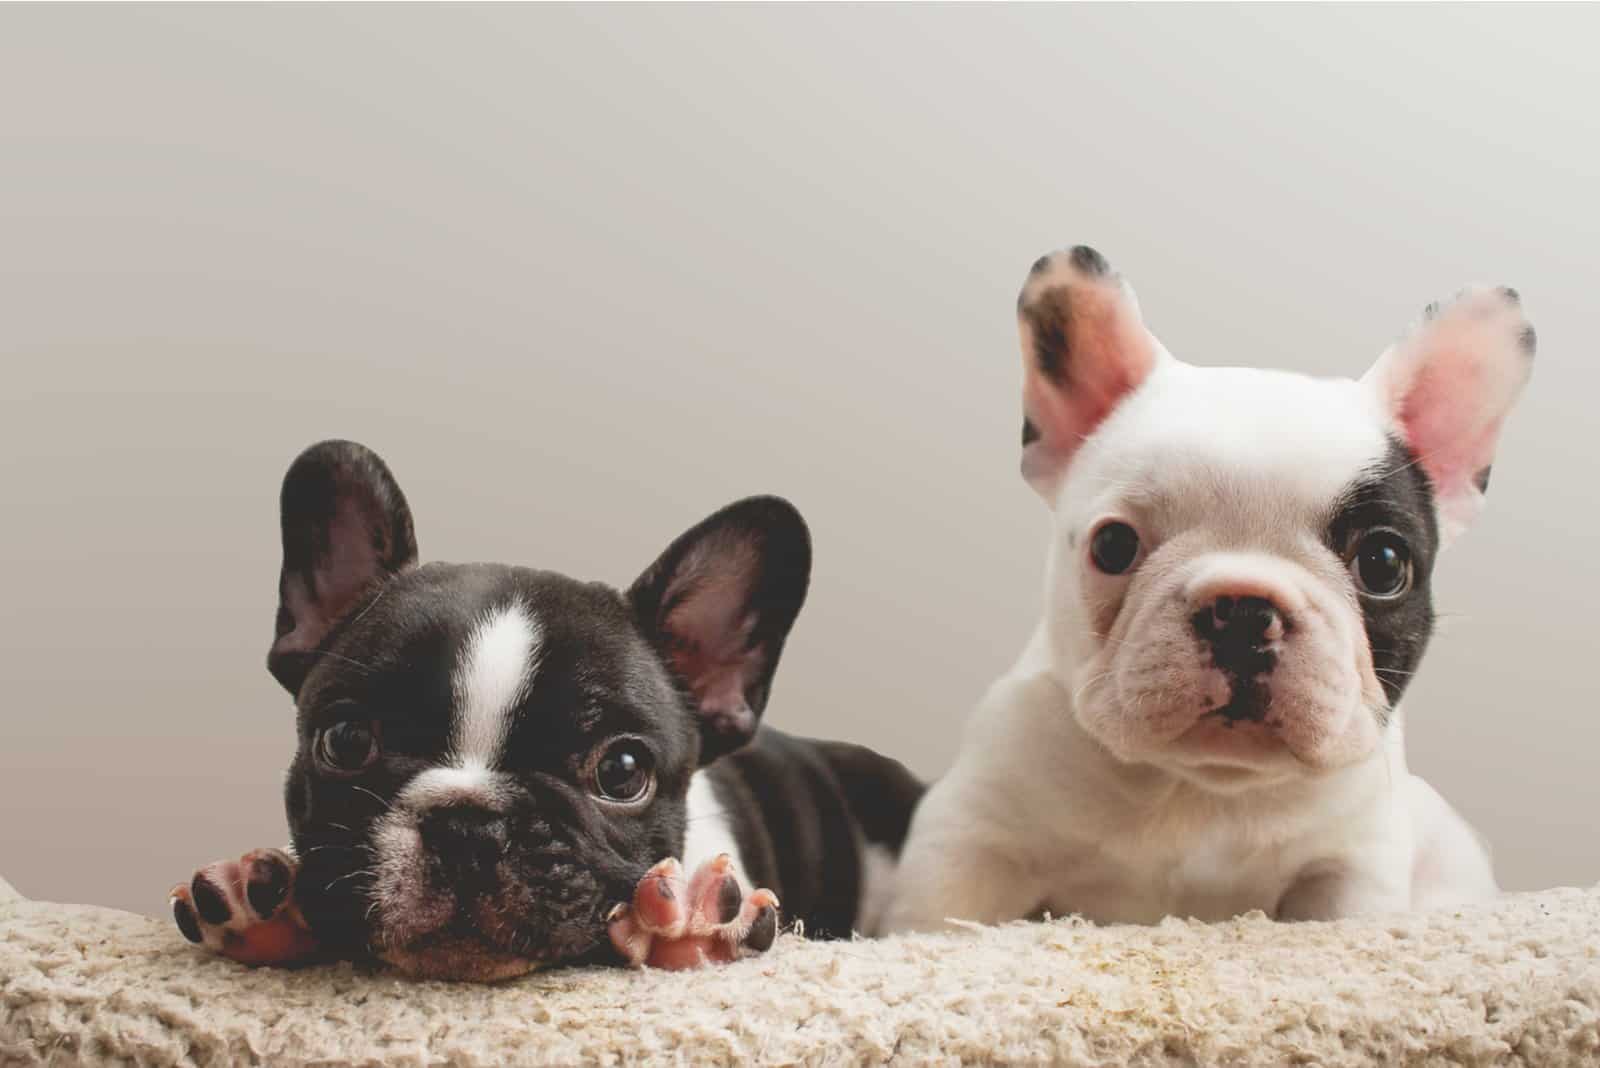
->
[683,773,746,881]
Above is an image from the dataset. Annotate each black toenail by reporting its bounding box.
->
[191,876,230,925]
[717,875,743,924]
[173,897,202,943]
[246,856,289,917]
[653,877,675,902]
[745,905,778,952]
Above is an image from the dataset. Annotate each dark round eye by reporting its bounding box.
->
[1351,530,1413,598]
[593,740,654,803]
[315,720,381,773]
[1089,521,1141,575]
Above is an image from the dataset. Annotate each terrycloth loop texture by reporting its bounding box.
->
[2,881,1598,1067]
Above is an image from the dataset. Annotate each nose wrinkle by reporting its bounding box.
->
[1183,551,1309,622]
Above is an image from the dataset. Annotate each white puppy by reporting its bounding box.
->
[884,247,1531,931]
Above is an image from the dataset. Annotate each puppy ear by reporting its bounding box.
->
[268,440,419,694]
[628,497,811,764]
[1363,287,1535,544]
[1016,246,1164,496]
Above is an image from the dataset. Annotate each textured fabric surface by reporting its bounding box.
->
[3,881,1598,1067]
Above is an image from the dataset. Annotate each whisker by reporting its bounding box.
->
[323,867,376,893]
[344,582,393,632]
[1073,671,1113,705]
[300,840,375,857]
[350,785,393,811]
[309,649,378,675]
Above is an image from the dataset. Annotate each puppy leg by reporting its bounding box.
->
[882,830,1048,933]
[881,775,1050,935]
[607,855,780,970]
[1407,774,1499,911]
[170,847,322,966]
[1276,865,1410,921]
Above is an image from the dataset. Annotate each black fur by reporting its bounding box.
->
[1020,285,1072,384]
[707,731,922,940]
[1325,437,1440,709]
[1068,244,1110,277]
[1519,323,1538,356]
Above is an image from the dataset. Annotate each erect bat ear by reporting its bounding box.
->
[1362,286,1535,546]
[628,497,810,765]
[268,440,418,694]
[1015,246,1166,498]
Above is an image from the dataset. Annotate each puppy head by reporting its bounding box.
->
[1018,248,1533,791]
[267,441,809,979]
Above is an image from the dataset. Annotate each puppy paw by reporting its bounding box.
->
[169,847,322,966]
[606,855,780,970]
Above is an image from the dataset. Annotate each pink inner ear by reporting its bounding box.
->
[667,637,756,736]
[1073,286,1160,426]
[275,507,387,658]
[1396,346,1504,503]
[1374,289,1533,540]
[660,542,762,732]
[1020,274,1161,485]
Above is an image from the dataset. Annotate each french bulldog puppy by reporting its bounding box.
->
[885,246,1531,932]
[172,441,921,979]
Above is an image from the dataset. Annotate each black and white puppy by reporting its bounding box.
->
[172,441,922,979]
[885,247,1531,932]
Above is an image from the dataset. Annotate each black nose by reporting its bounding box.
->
[1192,595,1282,676]
[418,805,509,896]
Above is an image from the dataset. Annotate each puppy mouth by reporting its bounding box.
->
[1175,669,1293,757]
[379,929,546,981]
[1172,713,1293,768]
[373,898,611,981]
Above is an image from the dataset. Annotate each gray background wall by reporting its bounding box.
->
[2,5,1595,916]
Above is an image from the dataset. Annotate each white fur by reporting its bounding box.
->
[855,843,899,937]
[683,772,748,884]
[452,603,542,771]
[883,269,1511,935]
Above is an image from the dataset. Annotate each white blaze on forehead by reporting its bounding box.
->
[450,602,542,770]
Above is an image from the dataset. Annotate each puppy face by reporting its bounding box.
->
[266,443,809,979]
[1016,249,1533,790]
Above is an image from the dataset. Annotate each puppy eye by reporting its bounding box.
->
[1089,521,1141,575]
[315,720,382,774]
[1350,530,1413,598]
[591,739,655,803]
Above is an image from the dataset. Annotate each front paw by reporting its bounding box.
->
[607,855,780,970]
[169,847,321,966]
